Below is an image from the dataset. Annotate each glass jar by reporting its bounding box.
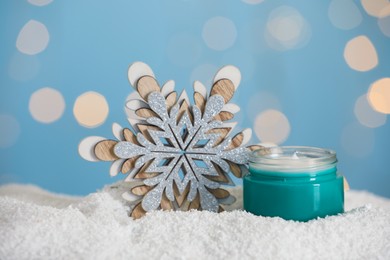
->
[243,146,344,221]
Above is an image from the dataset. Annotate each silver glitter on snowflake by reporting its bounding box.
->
[113,92,249,212]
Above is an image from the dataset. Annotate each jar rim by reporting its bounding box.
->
[249,146,337,172]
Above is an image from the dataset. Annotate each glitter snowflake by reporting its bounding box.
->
[79,62,260,218]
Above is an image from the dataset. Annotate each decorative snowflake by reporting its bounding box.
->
[79,62,261,218]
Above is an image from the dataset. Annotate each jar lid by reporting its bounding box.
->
[249,146,337,172]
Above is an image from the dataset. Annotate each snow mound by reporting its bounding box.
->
[1,182,389,259]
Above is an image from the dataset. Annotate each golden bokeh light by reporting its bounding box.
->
[344,35,378,72]
[361,0,390,18]
[73,91,109,128]
[368,78,390,114]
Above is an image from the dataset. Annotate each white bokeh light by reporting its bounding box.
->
[202,16,237,51]
[361,0,390,17]
[328,0,362,30]
[28,0,53,6]
[73,91,109,128]
[29,87,66,123]
[16,20,49,55]
[241,0,264,5]
[354,94,386,128]
[378,15,390,37]
[341,122,375,158]
[265,6,311,51]
[254,109,290,144]
[167,32,202,67]
[0,114,21,148]
[344,35,378,72]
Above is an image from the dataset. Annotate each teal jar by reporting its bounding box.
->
[243,146,344,221]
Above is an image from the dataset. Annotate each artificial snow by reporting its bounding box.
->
[0,182,389,259]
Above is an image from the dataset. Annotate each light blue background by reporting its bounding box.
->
[1,0,389,197]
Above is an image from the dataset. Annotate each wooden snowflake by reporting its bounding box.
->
[79,62,261,218]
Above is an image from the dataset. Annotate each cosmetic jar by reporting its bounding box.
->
[243,146,344,221]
